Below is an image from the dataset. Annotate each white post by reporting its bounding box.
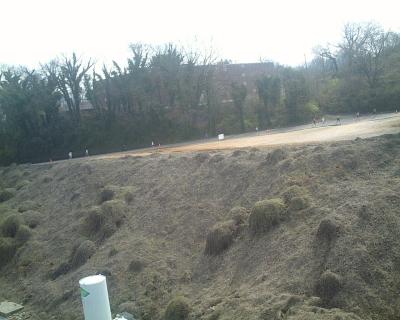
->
[79,275,112,320]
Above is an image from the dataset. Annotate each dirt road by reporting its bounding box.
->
[98,113,400,159]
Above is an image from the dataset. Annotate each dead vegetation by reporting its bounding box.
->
[70,240,96,268]
[0,133,399,320]
[315,270,342,306]
[164,297,191,320]
[317,219,339,243]
[0,188,15,202]
[249,198,286,234]
[81,200,125,241]
[205,220,237,255]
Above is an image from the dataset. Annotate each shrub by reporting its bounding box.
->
[0,237,17,267]
[288,196,310,211]
[317,219,339,242]
[282,186,311,211]
[249,199,285,234]
[229,207,248,225]
[164,297,191,320]
[100,188,115,203]
[16,225,32,244]
[0,188,15,202]
[205,220,237,255]
[42,175,52,183]
[82,201,125,241]
[282,185,308,204]
[82,206,105,235]
[128,259,145,272]
[315,270,342,303]
[1,214,21,238]
[265,148,288,165]
[71,240,96,268]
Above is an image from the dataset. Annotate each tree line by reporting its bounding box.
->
[1,22,399,165]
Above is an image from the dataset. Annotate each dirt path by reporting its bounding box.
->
[97,113,400,159]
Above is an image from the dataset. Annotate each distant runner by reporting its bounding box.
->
[336,117,341,125]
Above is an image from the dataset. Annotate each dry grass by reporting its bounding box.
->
[81,200,125,242]
[164,297,191,320]
[0,237,17,267]
[70,240,96,268]
[100,187,115,203]
[316,219,339,243]
[205,220,237,255]
[0,132,399,320]
[15,225,32,244]
[1,214,21,238]
[0,188,15,202]
[249,198,286,234]
[315,270,342,305]
[229,207,248,225]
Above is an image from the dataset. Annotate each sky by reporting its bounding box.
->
[1,0,399,68]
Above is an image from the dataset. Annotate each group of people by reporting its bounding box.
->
[67,149,89,160]
[312,116,328,127]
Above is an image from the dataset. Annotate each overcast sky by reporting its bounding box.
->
[1,0,399,68]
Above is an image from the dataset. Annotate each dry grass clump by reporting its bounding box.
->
[164,296,191,320]
[122,186,137,204]
[0,188,15,202]
[1,214,22,238]
[81,200,125,241]
[101,200,125,226]
[100,187,115,203]
[205,220,237,255]
[18,200,40,213]
[282,185,311,211]
[83,207,105,235]
[288,196,310,211]
[316,219,339,243]
[229,207,248,225]
[128,259,145,272]
[15,225,32,244]
[315,270,342,305]
[42,175,52,183]
[0,237,17,267]
[265,148,288,165]
[71,240,96,268]
[282,185,308,203]
[249,199,285,234]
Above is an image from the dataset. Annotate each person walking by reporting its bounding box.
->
[68,151,72,159]
[85,149,89,157]
[336,117,341,125]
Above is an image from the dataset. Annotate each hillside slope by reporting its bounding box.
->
[0,133,400,320]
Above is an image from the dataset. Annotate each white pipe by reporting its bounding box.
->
[79,275,112,320]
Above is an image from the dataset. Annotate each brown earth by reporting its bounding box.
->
[0,118,400,320]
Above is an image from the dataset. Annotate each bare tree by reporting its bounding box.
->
[44,53,93,123]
